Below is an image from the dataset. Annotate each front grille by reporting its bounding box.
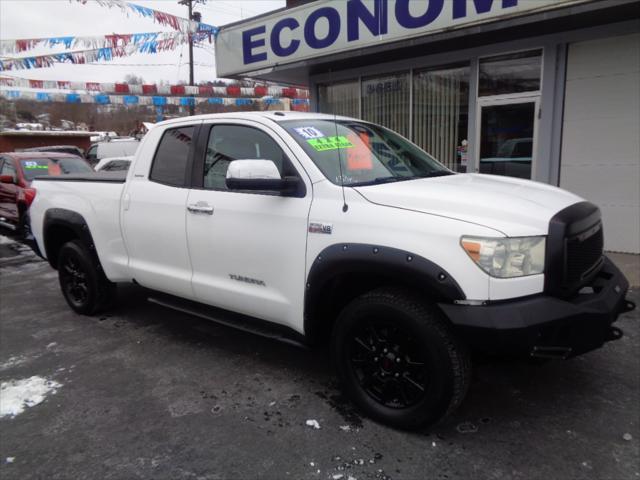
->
[545,202,603,297]
[566,223,604,284]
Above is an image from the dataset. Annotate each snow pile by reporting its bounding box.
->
[0,376,62,418]
[306,419,321,429]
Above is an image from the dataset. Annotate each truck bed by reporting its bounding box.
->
[30,172,130,281]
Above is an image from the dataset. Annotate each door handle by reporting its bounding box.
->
[187,202,214,215]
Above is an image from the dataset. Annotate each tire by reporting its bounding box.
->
[331,287,471,430]
[57,240,116,315]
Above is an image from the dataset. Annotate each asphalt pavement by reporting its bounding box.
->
[0,234,638,480]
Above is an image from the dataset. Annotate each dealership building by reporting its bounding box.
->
[216,0,640,253]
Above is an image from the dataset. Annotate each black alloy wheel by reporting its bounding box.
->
[57,240,116,315]
[60,254,90,308]
[349,319,428,409]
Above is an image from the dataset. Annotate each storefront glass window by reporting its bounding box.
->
[479,50,542,97]
[479,102,536,179]
[361,72,410,138]
[318,80,360,118]
[413,65,470,172]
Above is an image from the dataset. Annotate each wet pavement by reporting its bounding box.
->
[0,233,638,479]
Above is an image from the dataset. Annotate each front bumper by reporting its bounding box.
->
[439,257,635,359]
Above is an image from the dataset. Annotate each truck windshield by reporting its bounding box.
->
[20,157,93,180]
[280,119,452,186]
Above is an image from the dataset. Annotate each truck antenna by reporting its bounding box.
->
[329,69,348,213]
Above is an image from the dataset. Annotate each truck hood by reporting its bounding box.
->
[353,173,583,237]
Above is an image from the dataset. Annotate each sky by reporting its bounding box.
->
[0,0,285,84]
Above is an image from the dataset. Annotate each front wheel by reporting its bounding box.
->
[58,240,116,315]
[331,288,470,430]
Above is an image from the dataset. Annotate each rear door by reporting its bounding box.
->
[122,124,199,299]
[185,120,312,331]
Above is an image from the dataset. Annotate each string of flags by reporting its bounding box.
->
[73,0,219,36]
[0,88,310,109]
[0,31,211,56]
[0,31,217,71]
[0,77,309,98]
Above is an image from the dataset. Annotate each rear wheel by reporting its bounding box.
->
[331,287,470,429]
[58,240,115,315]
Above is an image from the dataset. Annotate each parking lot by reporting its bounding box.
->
[1,234,638,480]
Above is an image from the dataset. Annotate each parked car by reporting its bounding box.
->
[28,112,635,429]
[18,145,86,158]
[94,156,133,172]
[0,152,94,235]
[85,139,139,166]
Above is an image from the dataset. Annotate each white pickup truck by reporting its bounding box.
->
[28,112,634,429]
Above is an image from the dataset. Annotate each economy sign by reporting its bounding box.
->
[215,0,586,77]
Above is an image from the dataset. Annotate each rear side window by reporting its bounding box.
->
[150,126,194,187]
[101,160,130,172]
[1,158,17,181]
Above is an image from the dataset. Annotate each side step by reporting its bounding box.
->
[148,294,308,349]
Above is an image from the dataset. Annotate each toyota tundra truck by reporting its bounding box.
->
[28,112,635,429]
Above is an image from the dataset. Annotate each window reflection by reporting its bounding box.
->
[479,50,542,97]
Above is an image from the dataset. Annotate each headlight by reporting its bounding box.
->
[461,236,546,278]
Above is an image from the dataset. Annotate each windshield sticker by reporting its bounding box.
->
[294,126,325,139]
[307,136,353,152]
[346,132,374,170]
[23,164,48,170]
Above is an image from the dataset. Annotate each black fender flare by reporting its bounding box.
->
[303,243,465,340]
[43,208,99,269]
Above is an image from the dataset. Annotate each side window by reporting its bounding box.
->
[103,160,130,172]
[203,125,293,191]
[86,145,98,161]
[1,159,16,180]
[150,126,195,187]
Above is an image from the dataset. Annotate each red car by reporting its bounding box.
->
[0,152,94,235]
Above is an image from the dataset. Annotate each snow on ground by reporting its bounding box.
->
[0,235,16,245]
[0,356,29,371]
[0,376,62,419]
[306,419,321,429]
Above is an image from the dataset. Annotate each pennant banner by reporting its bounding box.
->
[73,0,219,36]
[0,31,212,56]
[0,88,310,110]
[0,77,310,98]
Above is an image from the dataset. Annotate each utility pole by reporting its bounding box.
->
[179,0,205,115]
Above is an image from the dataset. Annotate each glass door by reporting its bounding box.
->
[476,94,539,179]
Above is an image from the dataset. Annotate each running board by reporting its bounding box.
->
[147,294,308,349]
[0,219,16,231]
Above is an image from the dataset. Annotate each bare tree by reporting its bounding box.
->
[124,74,145,85]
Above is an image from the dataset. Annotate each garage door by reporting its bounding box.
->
[560,33,640,254]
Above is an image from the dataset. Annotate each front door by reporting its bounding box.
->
[186,121,312,332]
[476,94,540,179]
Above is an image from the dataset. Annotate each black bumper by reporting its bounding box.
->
[439,257,635,359]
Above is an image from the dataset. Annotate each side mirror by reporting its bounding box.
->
[226,159,300,194]
[0,174,15,184]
